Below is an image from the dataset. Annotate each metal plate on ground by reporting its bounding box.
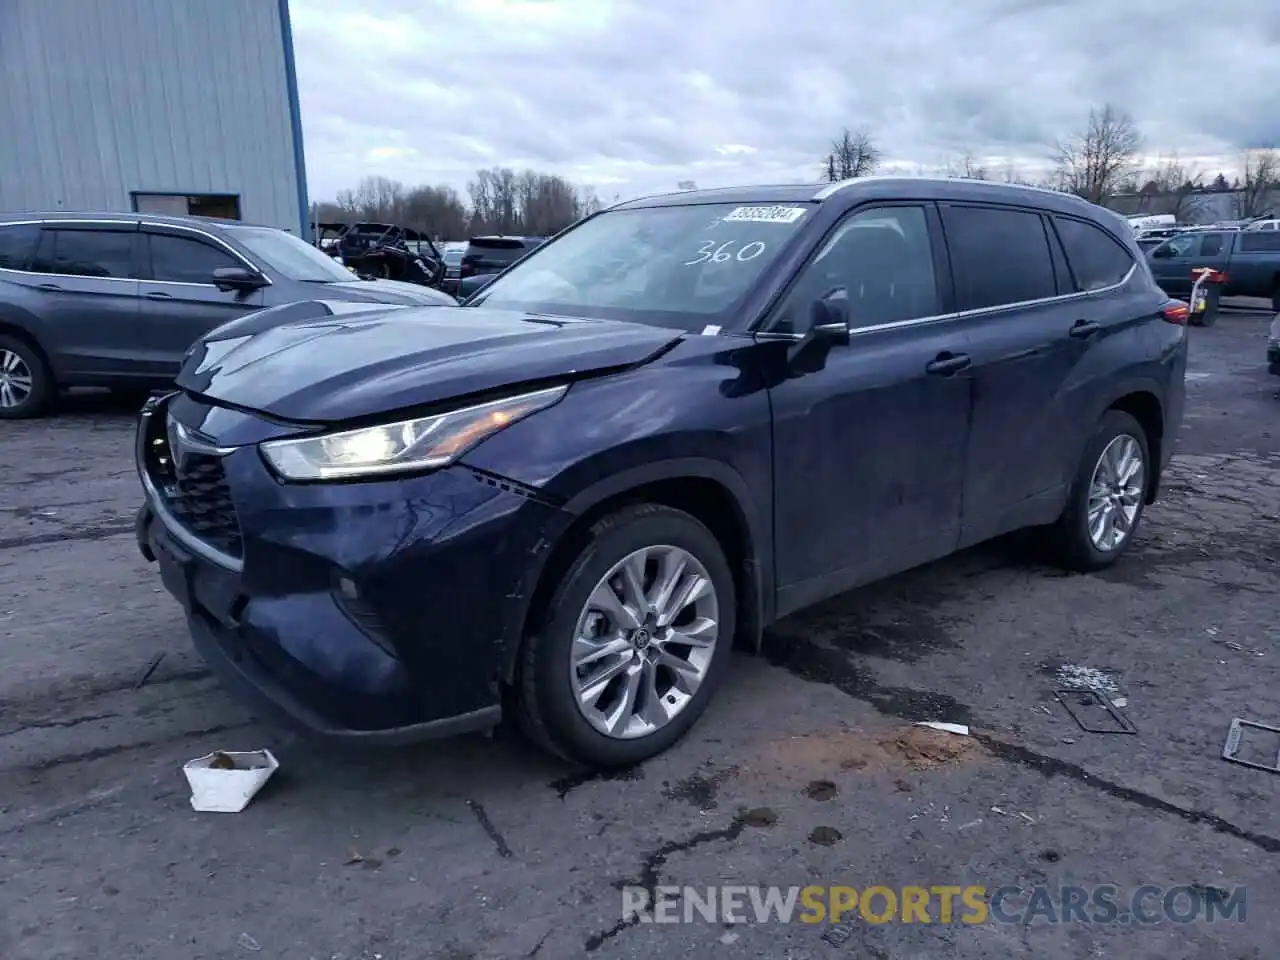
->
[1054,689,1137,734]
[1221,718,1280,773]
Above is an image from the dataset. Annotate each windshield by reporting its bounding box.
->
[233,227,359,282]
[468,202,813,329]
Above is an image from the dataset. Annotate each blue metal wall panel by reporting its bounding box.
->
[0,0,306,234]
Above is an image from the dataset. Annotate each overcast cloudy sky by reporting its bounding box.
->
[289,0,1280,204]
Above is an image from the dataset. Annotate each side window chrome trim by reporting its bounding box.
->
[6,219,141,282]
[756,262,1138,341]
[0,218,270,286]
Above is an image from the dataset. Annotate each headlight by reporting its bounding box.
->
[259,385,568,480]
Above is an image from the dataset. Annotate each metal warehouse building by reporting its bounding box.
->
[0,0,309,235]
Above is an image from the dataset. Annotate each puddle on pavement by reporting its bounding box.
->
[663,765,738,810]
[550,765,644,798]
[768,600,961,664]
[740,806,778,827]
[808,825,842,845]
[803,779,838,801]
[762,631,973,725]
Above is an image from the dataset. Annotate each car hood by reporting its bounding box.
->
[317,277,456,306]
[177,305,684,422]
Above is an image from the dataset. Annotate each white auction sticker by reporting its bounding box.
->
[722,205,808,224]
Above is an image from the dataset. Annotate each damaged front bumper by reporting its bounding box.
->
[135,393,565,744]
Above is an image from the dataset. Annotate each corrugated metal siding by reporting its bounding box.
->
[0,0,304,233]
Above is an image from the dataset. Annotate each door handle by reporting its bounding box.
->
[1069,319,1101,339]
[37,283,61,292]
[145,291,173,300]
[926,352,971,376]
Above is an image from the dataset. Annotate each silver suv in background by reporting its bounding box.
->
[0,213,456,418]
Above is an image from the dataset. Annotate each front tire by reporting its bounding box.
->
[1050,410,1150,571]
[517,504,736,769]
[0,334,53,419]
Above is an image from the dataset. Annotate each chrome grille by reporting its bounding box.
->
[142,402,243,560]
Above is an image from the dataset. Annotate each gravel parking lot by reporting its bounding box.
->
[2,307,1277,960]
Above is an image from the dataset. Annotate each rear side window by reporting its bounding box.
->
[941,205,1056,310]
[31,228,136,279]
[1054,217,1137,291]
[1199,233,1225,256]
[146,232,240,283]
[0,223,40,271]
[1241,231,1280,252]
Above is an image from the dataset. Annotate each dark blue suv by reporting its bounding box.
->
[134,178,1188,769]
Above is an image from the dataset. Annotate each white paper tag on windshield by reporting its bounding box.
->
[723,205,807,224]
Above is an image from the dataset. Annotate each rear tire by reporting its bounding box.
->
[1049,410,1150,572]
[516,504,735,769]
[0,334,54,419]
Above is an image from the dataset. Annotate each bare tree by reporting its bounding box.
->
[1052,104,1143,205]
[323,167,601,240]
[349,176,409,222]
[821,127,882,181]
[404,185,468,240]
[1233,149,1278,219]
[1134,154,1205,221]
[576,185,604,218]
[940,150,989,180]
[999,161,1037,185]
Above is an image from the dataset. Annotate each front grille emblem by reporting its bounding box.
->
[166,415,232,471]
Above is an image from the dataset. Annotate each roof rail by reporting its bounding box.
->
[812,175,1092,204]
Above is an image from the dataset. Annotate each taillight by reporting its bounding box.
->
[1190,268,1227,284]
[1161,301,1189,325]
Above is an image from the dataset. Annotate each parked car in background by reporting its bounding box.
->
[135,177,1185,769]
[1147,228,1280,308]
[440,243,466,295]
[0,212,455,418]
[456,270,499,301]
[458,235,545,286]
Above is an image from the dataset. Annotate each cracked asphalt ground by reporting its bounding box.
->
[2,307,1277,960]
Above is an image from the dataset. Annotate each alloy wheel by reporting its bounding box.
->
[570,545,720,740]
[0,349,34,409]
[1086,434,1145,552]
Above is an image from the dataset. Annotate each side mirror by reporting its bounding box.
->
[788,287,850,374]
[1151,246,1173,259]
[212,266,267,292]
[808,288,851,341]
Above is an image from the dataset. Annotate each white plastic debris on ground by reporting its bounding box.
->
[184,749,279,813]
[914,721,970,736]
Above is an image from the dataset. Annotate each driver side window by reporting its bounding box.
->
[774,205,939,332]
[1161,235,1199,258]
